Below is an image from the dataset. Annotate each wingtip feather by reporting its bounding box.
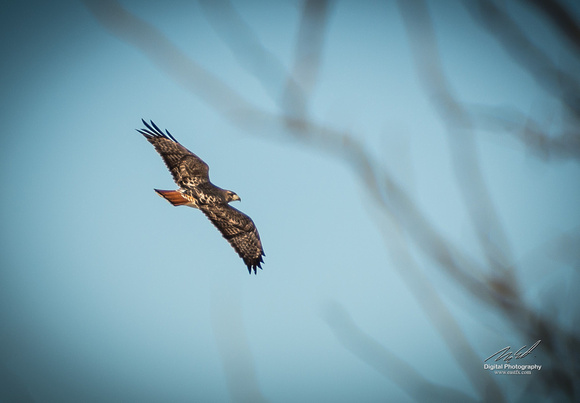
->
[142,120,154,133]
[149,120,165,136]
[138,119,179,143]
[246,261,263,275]
[165,128,178,142]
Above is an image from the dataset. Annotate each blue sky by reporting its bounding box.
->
[1,1,579,402]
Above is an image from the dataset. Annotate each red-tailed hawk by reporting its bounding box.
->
[137,120,265,274]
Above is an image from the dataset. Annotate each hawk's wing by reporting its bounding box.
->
[200,204,265,274]
[138,120,209,189]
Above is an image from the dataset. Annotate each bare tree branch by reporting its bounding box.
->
[466,104,580,161]
[464,0,580,119]
[199,0,293,106]
[522,0,580,56]
[282,0,334,119]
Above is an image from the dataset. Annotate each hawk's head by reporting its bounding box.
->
[225,190,241,203]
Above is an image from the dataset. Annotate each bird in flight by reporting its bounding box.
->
[137,120,265,274]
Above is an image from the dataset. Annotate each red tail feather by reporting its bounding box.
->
[154,189,190,206]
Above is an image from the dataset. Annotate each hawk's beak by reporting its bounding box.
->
[233,194,241,202]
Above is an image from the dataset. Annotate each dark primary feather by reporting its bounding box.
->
[137,119,210,189]
[200,204,265,274]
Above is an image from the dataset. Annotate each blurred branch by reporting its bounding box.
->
[463,0,580,119]
[324,303,480,403]
[199,0,292,106]
[463,0,580,162]
[288,0,332,92]
[521,0,580,57]
[466,104,580,161]
[200,0,333,122]
[282,0,334,119]
[518,227,580,272]
[211,285,269,403]
[541,228,580,271]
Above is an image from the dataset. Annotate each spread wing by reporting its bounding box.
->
[200,204,265,274]
[137,119,209,189]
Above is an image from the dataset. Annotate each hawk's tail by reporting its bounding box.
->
[154,189,190,206]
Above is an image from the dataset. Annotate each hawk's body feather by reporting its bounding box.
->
[137,120,265,273]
